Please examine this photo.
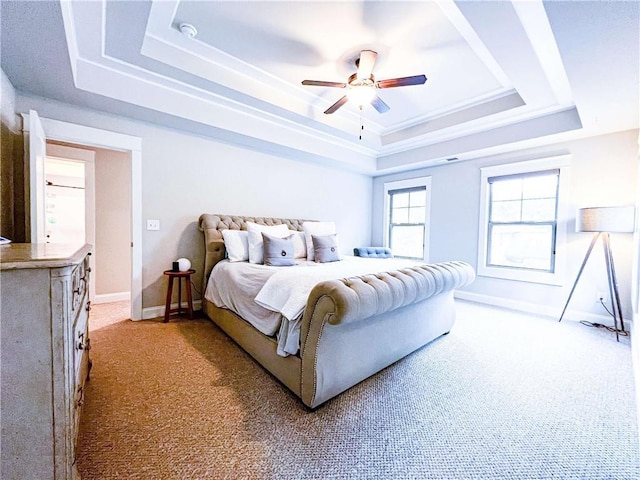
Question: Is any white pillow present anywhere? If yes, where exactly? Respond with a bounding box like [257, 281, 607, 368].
[221, 230, 249, 262]
[247, 222, 290, 264]
[302, 221, 336, 261]
[288, 230, 307, 259]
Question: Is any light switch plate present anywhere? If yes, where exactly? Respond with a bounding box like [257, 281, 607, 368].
[147, 219, 160, 231]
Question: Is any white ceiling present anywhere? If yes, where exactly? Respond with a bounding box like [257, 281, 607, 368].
[1, 1, 638, 175]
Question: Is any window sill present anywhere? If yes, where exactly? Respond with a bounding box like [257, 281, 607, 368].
[477, 265, 563, 286]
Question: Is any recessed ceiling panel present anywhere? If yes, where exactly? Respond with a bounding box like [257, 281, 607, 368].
[173, 1, 507, 125]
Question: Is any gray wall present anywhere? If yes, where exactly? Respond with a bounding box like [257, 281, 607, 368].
[373, 130, 639, 320]
[14, 92, 373, 310]
[8, 74, 638, 320]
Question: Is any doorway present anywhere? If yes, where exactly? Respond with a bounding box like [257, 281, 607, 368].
[46, 141, 131, 307]
[24, 111, 143, 320]
[45, 157, 87, 245]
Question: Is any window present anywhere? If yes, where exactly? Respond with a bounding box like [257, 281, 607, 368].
[478, 156, 570, 285]
[487, 170, 559, 271]
[383, 177, 431, 260]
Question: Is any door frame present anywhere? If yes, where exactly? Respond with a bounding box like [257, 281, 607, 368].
[24, 113, 143, 321]
[24, 111, 47, 243]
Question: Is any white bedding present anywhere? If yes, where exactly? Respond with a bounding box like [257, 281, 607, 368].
[205, 256, 423, 357]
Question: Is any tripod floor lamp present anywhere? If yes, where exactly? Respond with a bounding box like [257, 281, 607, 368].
[559, 206, 636, 341]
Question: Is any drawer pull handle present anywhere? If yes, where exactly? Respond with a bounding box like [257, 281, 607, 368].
[78, 341, 90, 351]
[73, 288, 81, 295]
[77, 332, 90, 351]
[76, 386, 84, 407]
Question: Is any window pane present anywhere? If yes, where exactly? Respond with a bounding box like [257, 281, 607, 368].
[491, 200, 521, 222]
[521, 199, 556, 222]
[391, 225, 424, 259]
[488, 224, 553, 271]
[393, 192, 409, 207]
[408, 206, 425, 223]
[392, 207, 409, 224]
[409, 190, 426, 207]
[491, 179, 522, 201]
[522, 175, 557, 199]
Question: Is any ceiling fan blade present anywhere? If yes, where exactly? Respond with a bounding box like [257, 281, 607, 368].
[324, 96, 348, 114]
[302, 80, 346, 88]
[376, 74, 427, 88]
[371, 95, 390, 114]
[357, 50, 377, 80]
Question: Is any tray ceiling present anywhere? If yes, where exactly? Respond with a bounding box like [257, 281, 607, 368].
[1, 1, 638, 174]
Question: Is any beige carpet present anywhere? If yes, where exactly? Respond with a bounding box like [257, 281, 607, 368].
[90, 300, 131, 331]
[77, 301, 639, 479]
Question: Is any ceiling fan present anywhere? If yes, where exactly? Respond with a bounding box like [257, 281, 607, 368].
[301, 50, 427, 114]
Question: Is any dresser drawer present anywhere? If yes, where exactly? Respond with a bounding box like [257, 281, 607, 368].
[71, 257, 90, 314]
[73, 298, 90, 386]
[72, 292, 90, 451]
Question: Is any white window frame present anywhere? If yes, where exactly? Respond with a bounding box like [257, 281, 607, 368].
[478, 155, 571, 286]
[383, 176, 432, 262]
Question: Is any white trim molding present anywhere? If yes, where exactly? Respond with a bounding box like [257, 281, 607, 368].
[142, 300, 203, 321]
[23, 113, 144, 321]
[455, 290, 631, 330]
[477, 154, 571, 286]
[382, 176, 432, 262]
[94, 292, 131, 305]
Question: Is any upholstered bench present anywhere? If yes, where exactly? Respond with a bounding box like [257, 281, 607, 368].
[353, 247, 393, 258]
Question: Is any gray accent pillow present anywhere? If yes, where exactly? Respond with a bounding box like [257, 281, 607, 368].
[262, 232, 295, 266]
[312, 234, 341, 263]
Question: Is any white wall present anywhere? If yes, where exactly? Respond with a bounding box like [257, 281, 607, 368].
[15, 94, 373, 309]
[373, 130, 639, 321]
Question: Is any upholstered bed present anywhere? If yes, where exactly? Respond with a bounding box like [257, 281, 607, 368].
[198, 214, 475, 409]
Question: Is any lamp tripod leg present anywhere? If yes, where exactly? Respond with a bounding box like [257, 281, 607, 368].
[602, 233, 624, 341]
[559, 232, 601, 323]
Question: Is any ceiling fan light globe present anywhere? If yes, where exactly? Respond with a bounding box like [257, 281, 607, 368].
[347, 85, 376, 107]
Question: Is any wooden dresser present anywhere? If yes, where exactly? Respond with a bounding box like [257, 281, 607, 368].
[1, 243, 92, 480]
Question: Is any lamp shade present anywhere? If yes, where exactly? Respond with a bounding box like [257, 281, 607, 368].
[576, 206, 636, 233]
[176, 258, 191, 272]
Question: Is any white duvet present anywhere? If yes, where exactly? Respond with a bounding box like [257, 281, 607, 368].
[205, 256, 422, 357]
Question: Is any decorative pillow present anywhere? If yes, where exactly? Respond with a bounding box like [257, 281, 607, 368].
[247, 222, 290, 264]
[288, 230, 307, 259]
[312, 234, 341, 263]
[262, 233, 296, 266]
[302, 221, 336, 261]
[221, 230, 249, 262]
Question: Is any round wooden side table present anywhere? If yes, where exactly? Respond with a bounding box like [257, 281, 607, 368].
[163, 269, 195, 322]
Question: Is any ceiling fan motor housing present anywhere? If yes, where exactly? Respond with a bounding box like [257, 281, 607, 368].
[348, 73, 376, 88]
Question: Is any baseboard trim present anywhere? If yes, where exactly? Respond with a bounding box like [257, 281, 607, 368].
[632, 312, 640, 447]
[94, 292, 131, 304]
[141, 300, 203, 320]
[454, 290, 632, 330]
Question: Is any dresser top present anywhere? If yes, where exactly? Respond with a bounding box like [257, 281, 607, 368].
[0, 243, 92, 270]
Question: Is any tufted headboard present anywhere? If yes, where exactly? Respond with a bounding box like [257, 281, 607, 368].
[198, 214, 310, 292]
